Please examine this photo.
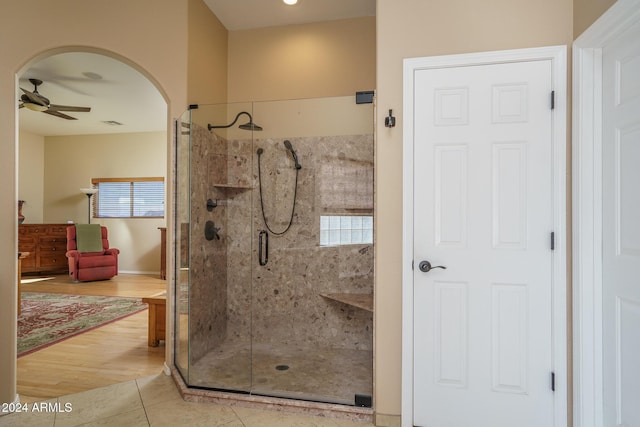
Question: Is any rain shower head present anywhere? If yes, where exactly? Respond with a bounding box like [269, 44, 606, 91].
[208, 111, 263, 132]
[284, 140, 302, 170]
[239, 121, 263, 131]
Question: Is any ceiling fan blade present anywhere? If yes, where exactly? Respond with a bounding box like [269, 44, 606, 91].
[43, 110, 77, 120]
[20, 88, 48, 106]
[49, 104, 91, 113]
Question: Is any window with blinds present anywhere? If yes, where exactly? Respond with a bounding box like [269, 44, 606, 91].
[92, 178, 164, 218]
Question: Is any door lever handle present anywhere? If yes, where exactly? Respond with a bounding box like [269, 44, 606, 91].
[418, 260, 446, 273]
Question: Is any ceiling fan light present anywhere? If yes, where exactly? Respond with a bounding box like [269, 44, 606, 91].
[24, 102, 47, 112]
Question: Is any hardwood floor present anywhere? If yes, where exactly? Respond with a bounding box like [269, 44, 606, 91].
[18, 273, 167, 403]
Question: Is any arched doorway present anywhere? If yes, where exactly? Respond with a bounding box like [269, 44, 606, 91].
[16, 47, 170, 401]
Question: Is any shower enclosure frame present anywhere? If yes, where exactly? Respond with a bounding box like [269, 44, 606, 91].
[173, 96, 375, 409]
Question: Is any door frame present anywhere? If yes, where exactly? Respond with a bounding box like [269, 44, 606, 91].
[573, 1, 640, 426]
[401, 46, 567, 427]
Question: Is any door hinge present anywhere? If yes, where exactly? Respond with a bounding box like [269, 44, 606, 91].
[411, 260, 414, 270]
[550, 232, 555, 251]
[551, 91, 555, 110]
[551, 372, 556, 392]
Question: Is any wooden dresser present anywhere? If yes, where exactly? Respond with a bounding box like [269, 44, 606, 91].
[18, 224, 70, 274]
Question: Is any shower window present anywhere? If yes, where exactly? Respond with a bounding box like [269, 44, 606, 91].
[320, 215, 373, 246]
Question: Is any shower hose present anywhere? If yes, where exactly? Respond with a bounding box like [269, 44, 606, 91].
[257, 149, 299, 236]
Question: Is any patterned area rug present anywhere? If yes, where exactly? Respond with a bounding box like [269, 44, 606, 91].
[18, 292, 147, 357]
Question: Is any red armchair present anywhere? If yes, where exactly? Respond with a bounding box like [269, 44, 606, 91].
[66, 226, 120, 281]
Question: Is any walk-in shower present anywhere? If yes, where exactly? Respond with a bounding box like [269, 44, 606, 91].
[174, 96, 374, 407]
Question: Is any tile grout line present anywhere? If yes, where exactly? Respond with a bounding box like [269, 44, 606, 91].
[135, 379, 152, 426]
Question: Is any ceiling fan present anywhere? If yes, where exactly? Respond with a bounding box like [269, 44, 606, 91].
[19, 78, 91, 120]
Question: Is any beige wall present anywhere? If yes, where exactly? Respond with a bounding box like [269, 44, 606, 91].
[43, 132, 167, 273]
[188, 0, 228, 105]
[1, 0, 620, 420]
[0, 0, 190, 407]
[574, 0, 617, 38]
[18, 131, 45, 224]
[375, 0, 573, 420]
[227, 17, 376, 102]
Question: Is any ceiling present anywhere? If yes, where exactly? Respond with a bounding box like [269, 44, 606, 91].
[18, 0, 375, 137]
[19, 52, 166, 137]
[204, 0, 375, 31]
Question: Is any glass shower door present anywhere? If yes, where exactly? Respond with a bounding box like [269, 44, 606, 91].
[174, 96, 374, 407]
[174, 104, 255, 392]
[249, 96, 374, 405]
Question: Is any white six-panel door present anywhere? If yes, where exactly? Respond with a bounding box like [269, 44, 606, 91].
[403, 48, 566, 427]
[602, 19, 640, 427]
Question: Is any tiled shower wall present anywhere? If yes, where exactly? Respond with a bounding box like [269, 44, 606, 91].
[189, 122, 374, 361]
[188, 124, 229, 361]
[249, 135, 373, 351]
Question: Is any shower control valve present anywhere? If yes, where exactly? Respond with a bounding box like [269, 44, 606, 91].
[205, 220, 221, 241]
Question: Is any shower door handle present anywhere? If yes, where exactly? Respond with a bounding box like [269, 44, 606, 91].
[259, 230, 268, 266]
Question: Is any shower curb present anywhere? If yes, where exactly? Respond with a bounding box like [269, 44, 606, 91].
[169, 365, 374, 423]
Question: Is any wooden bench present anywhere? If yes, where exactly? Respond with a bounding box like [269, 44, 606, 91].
[142, 292, 166, 347]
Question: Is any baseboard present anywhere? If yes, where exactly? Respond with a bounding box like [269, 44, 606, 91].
[375, 413, 401, 427]
[0, 394, 21, 417]
[118, 270, 160, 275]
[163, 362, 171, 376]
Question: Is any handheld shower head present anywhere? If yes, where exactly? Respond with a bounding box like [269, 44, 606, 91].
[283, 140, 302, 170]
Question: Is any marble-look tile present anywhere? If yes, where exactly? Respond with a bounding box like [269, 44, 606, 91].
[233, 406, 342, 427]
[144, 398, 240, 427]
[0, 399, 57, 427]
[136, 374, 181, 408]
[74, 407, 149, 426]
[333, 418, 376, 427]
[55, 380, 143, 427]
[189, 343, 371, 404]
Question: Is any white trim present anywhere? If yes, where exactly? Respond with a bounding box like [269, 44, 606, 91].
[402, 45, 568, 427]
[118, 270, 161, 275]
[572, 1, 640, 426]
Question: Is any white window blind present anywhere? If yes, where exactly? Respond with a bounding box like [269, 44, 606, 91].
[92, 178, 164, 218]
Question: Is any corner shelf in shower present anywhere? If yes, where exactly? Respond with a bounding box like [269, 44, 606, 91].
[320, 293, 373, 312]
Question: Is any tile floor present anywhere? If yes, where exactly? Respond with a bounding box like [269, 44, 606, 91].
[0, 374, 376, 427]
[188, 341, 372, 406]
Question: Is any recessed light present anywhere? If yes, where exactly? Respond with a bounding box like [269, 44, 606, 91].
[283, 0, 298, 5]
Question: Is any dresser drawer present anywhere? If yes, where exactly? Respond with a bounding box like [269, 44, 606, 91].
[19, 224, 70, 274]
[19, 225, 49, 234]
[39, 254, 67, 270]
[49, 225, 69, 235]
[18, 238, 36, 252]
[40, 237, 67, 252]
[20, 256, 36, 271]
